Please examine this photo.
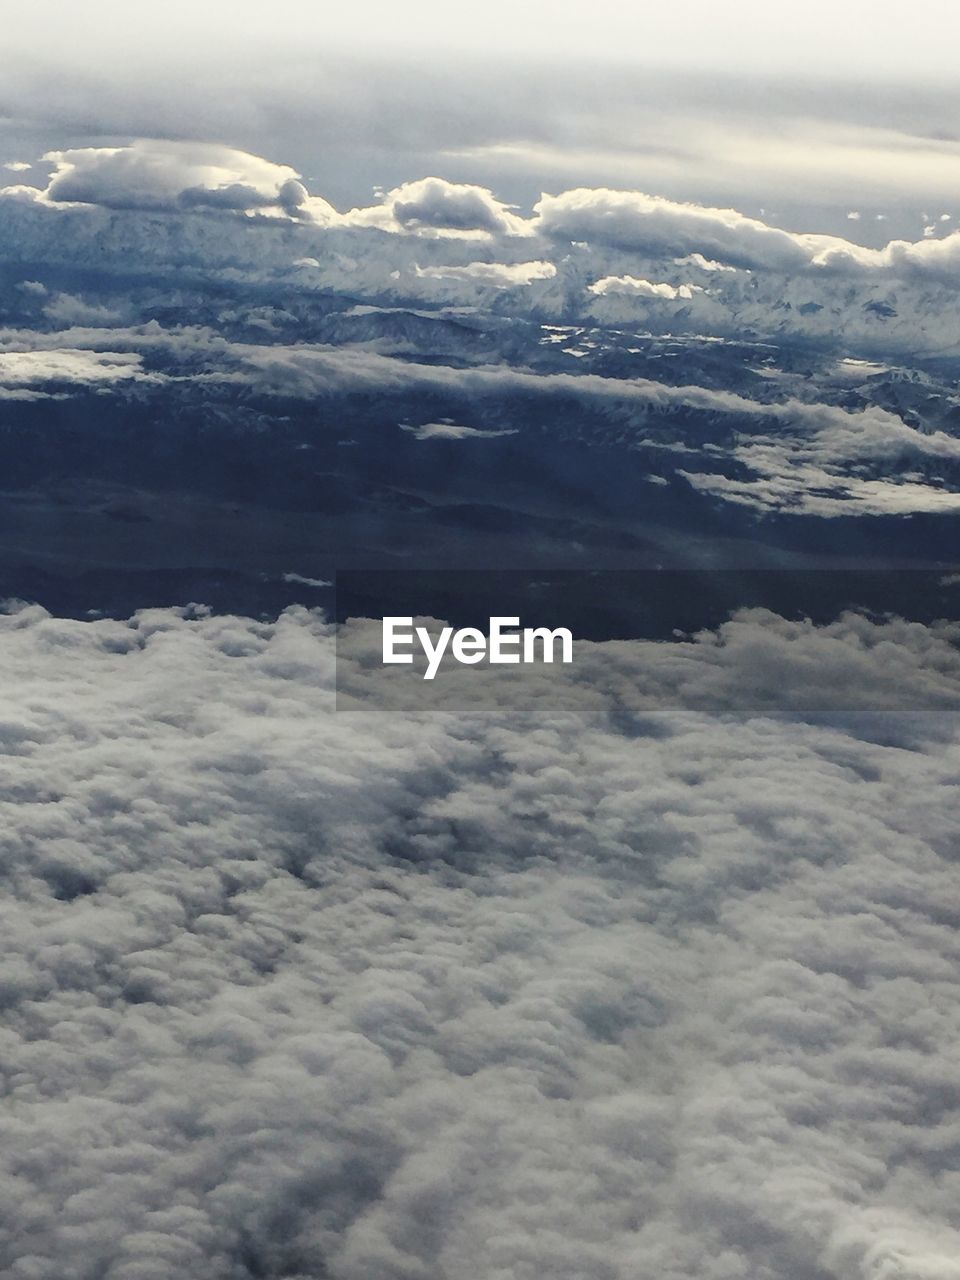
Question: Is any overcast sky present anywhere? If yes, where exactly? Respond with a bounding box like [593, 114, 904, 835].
[3, 2, 959, 239]
[6, 0, 960, 77]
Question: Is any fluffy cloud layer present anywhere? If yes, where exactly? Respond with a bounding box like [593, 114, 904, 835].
[5, 140, 960, 285]
[5, 146, 960, 367]
[415, 260, 556, 287]
[348, 178, 530, 237]
[2, 601, 960, 1279]
[35, 141, 319, 218]
[0, 347, 152, 398]
[537, 188, 960, 280]
[3, 317, 956, 516]
[15, 320, 934, 459]
[3, 321, 771, 411]
[536, 188, 825, 270]
[679, 398, 960, 517]
[588, 275, 700, 300]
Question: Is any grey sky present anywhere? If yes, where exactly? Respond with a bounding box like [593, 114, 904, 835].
[6, 0, 960, 78]
[3, 4, 959, 241]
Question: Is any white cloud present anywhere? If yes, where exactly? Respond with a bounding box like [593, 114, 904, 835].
[400, 420, 519, 440]
[677, 397, 960, 517]
[673, 253, 737, 273]
[41, 293, 123, 326]
[812, 229, 960, 278]
[535, 187, 826, 270]
[281, 572, 333, 589]
[5, 151, 960, 316]
[1, 601, 960, 1277]
[0, 348, 151, 390]
[415, 260, 556, 286]
[588, 275, 700, 300]
[4, 160, 32, 172]
[8, 317, 955, 493]
[684, 465, 960, 517]
[2, 319, 956, 517]
[215, 340, 778, 414]
[38, 140, 318, 217]
[346, 177, 530, 237]
[0, 183, 45, 204]
[536, 186, 960, 282]
[440, 105, 960, 220]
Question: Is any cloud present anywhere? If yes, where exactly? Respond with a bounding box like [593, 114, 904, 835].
[0, 322, 767, 413]
[683, 465, 960, 517]
[346, 177, 530, 236]
[535, 186, 960, 282]
[0, 347, 152, 391]
[535, 187, 825, 270]
[811, 228, 960, 279]
[178, 339, 948, 479]
[679, 401, 960, 517]
[6, 36, 960, 242]
[7, 317, 957, 513]
[38, 140, 317, 217]
[281, 572, 333, 589]
[213, 339, 781, 415]
[1, 155, 959, 519]
[673, 253, 737, 273]
[2, 317, 956, 517]
[340, 606, 960, 723]
[1, 601, 960, 1278]
[41, 293, 124, 326]
[415, 260, 556, 286]
[588, 275, 701, 300]
[400, 420, 519, 440]
[5, 146, 960, 324]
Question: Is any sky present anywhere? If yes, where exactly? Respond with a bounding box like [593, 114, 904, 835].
[3, 2, 960, 238]
[6, 0, 960, 76]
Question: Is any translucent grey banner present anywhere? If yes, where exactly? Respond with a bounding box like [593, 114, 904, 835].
[334, 570, 960, 715]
